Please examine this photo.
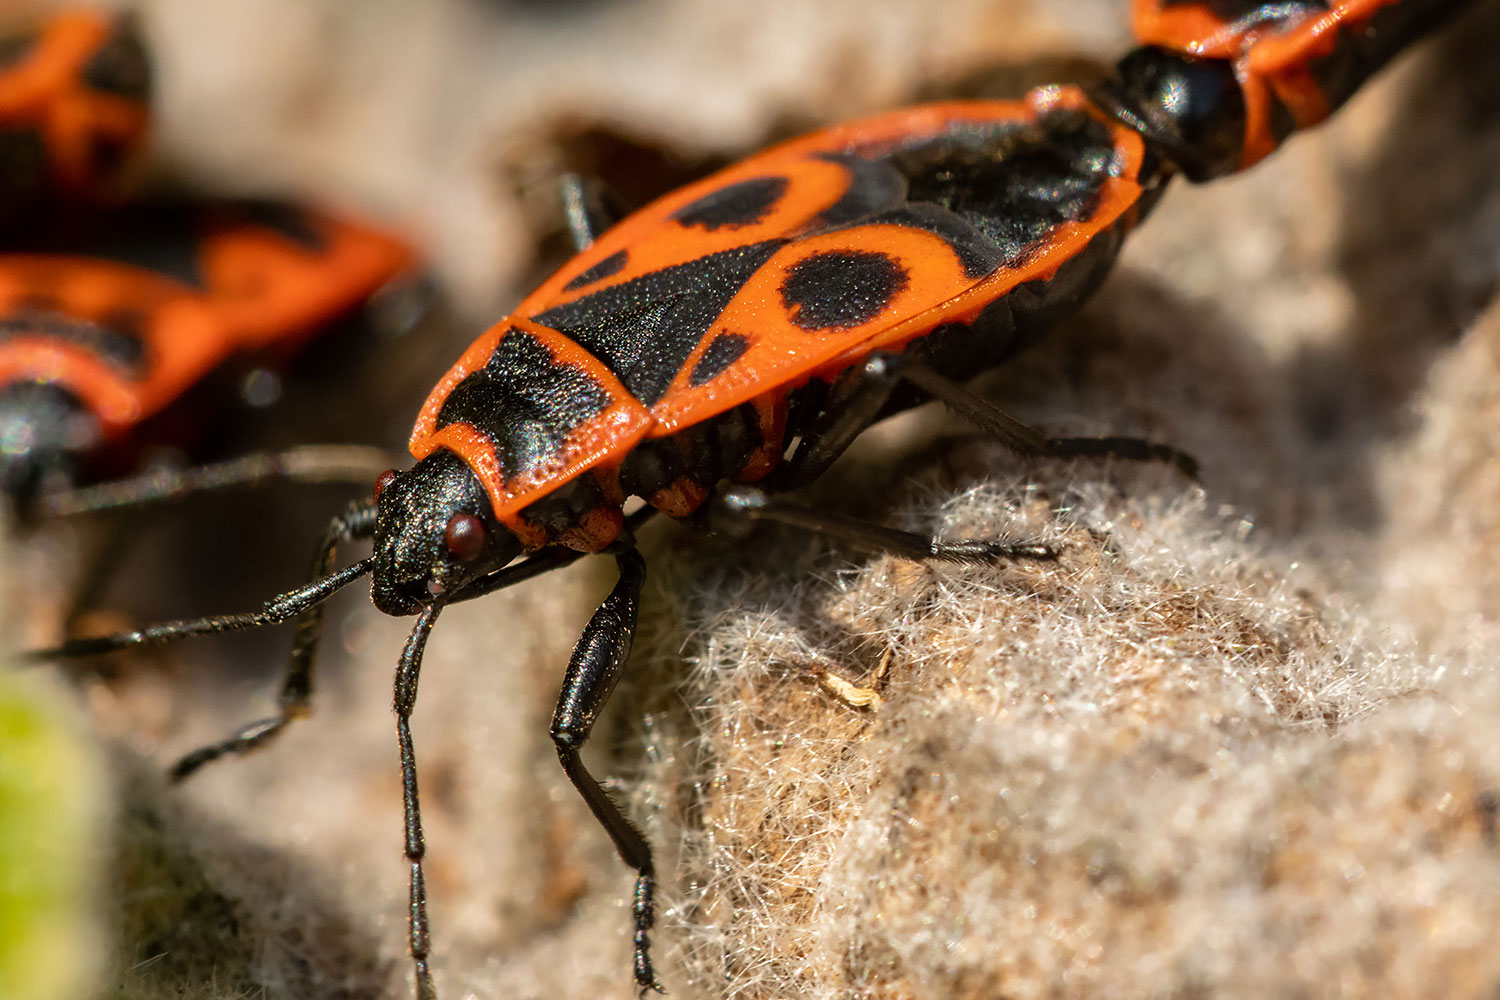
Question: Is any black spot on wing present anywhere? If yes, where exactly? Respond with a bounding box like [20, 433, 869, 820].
[563, 248, 627, 291]
[74, 203, 208, 287]
[532, 239, 784, 406]
[672, 177, 789, 230]
[780, 250, 910, 331]
[0, 304, 148, 377]
[434, 328, 612, 485]
[689, 331, 750, 387]
[810, 153, 909, 230]
[218, 199, 325, 251]
[55, 199, 326, 290]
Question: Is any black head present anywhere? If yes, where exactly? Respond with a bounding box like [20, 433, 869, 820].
[0, 383, 98, 513]
[370, 449, 523, 615]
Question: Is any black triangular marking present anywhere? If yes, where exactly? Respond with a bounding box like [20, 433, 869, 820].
[532, 239, 785, 406]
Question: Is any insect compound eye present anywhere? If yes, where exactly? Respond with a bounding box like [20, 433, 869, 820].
[443, 512, 486, 563]
[373, 468, 398, 502]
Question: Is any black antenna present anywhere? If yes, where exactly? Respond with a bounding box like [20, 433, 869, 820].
[25, 555, 376, 660]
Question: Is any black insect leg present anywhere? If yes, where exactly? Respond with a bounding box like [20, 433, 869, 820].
[893, 357, 1200, 478]
[559, 172, 625, 251]
[30, 500, 381, 780]
[32, 445, 390, 640]
[775, 354, 1198, 487]
[449, 508, 658, 604]
[169, 499, 380, 779]
[394, 601, 443, 1000]
[768, 356, 903, 491]
[27, 501, 377, 662]
[713, 487, 1056, 564]
[35, 444, 396, 518]
[550, 548, 661, 995]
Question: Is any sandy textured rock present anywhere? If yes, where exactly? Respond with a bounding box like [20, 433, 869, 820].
[8, 0, 1500, 998]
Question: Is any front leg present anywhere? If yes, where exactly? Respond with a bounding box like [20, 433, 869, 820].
[550, 548, 660, 994]
[171, 499, 380, 779]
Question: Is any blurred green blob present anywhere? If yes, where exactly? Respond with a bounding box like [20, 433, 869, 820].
[0, 666, 104, 1000]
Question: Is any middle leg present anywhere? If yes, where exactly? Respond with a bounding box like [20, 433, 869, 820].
[774, 353, 1198, 492]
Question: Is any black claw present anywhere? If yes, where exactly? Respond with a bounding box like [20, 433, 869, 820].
[632, 870, 663, 994]
[928, 539, 1058, 564]
[168, 716, 283, 782]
